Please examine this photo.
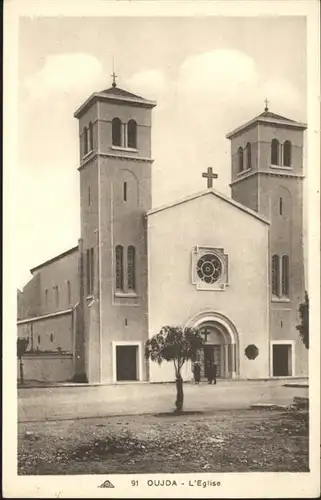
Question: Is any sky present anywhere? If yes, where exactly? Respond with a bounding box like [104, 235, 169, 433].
[17, 15, 307, 289]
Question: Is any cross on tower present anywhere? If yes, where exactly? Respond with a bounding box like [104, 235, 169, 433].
[202, 167, 218, 189]
[264, 98, 269, 112]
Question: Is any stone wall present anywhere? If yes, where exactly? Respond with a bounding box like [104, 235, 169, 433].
[17, 353, 74, 382]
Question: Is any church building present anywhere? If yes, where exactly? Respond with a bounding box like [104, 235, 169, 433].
[17, 80, 308, 384]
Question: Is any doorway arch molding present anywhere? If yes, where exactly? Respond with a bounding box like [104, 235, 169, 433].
[185, 310, 240, 377]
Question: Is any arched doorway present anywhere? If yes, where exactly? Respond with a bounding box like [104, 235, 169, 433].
[186, 311, 239, 379]
[198, 323, 233, 379]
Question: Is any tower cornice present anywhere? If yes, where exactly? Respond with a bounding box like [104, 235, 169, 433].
[78, 152, 154, 171]
[230, 169, 305, 187]
[101, 152, 154, 163]
[74, 91, 157, 119]
[226, 113, 307, 140]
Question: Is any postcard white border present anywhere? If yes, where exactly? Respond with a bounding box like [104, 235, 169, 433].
[3, 0, 320, 498]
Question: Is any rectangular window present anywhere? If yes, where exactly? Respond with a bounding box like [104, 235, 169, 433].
[88, 186, 91, 207]
[50, 333, 54, 343]
[123, 182, 127, 202]
[279, 197, 283, 215]
[45, 289, 48, 306]
[38, 335, 41, 345]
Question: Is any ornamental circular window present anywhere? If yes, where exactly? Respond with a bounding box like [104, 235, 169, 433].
[196, 253, 222, 284]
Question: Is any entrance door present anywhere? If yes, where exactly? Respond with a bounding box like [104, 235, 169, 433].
[273, 344, 292, 376]
[116, 345, 138, 381]
[203, 345, 221, 378]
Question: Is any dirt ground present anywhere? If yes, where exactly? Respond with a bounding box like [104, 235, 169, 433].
[18, 408, 309, 475]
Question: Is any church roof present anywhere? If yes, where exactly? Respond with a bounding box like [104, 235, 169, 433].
[74, 85, 156, 118]
[30, 245, 79, 274]
[147, 188, 270, 225]
[256, 110, 297, 122]
[226, 109, 307, 139]
[100, 86, 150, 102]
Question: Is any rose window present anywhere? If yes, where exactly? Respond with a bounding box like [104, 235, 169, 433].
[196, 254, 222, 284]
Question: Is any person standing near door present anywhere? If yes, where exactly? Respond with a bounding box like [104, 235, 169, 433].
[212, 362, 217, 385]
[207, 361, 214, 384]
[207, 361, 217, 385]
[193, 361, 201, 385]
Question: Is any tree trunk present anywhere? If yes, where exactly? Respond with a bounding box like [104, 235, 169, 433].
[19, 358, 24, 384]
[175, 373, 184, 412]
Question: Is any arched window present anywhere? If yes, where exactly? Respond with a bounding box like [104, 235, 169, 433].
[112, 118, 122, 146]
[245, 142, 251, 170]
[127, 246, 136, 291]
[127, 119, 137, 149]
[88, 122, 94, 151]
[281, 255, 289, 296]
[238, 147, 244, 172]
[84, 127, 88, 156]
[271, 139, 279, 165]
[283, 141, 291, 167]
[279, 197, 283, 215]
[272, 255, 280, 296]
[115, 245, 124, 290]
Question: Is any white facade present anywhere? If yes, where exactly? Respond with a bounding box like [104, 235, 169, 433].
[147, 189, 270, 382]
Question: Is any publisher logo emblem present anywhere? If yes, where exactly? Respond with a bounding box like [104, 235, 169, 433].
[99, 480, 115, 488]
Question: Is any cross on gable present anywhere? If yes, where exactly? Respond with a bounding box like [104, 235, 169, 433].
[111, 70, 118, 88]
[202, 167, 218, 189]
[264, 98, 269, 112]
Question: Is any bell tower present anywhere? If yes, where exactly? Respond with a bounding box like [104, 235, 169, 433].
[74, 79, 156, 383]
[226, 104, 308, 377]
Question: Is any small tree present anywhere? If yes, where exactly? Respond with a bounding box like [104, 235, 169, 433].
[145, 325, 205, 412]
[17, 337, 29, 384]
[297, 291, 309, 349]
